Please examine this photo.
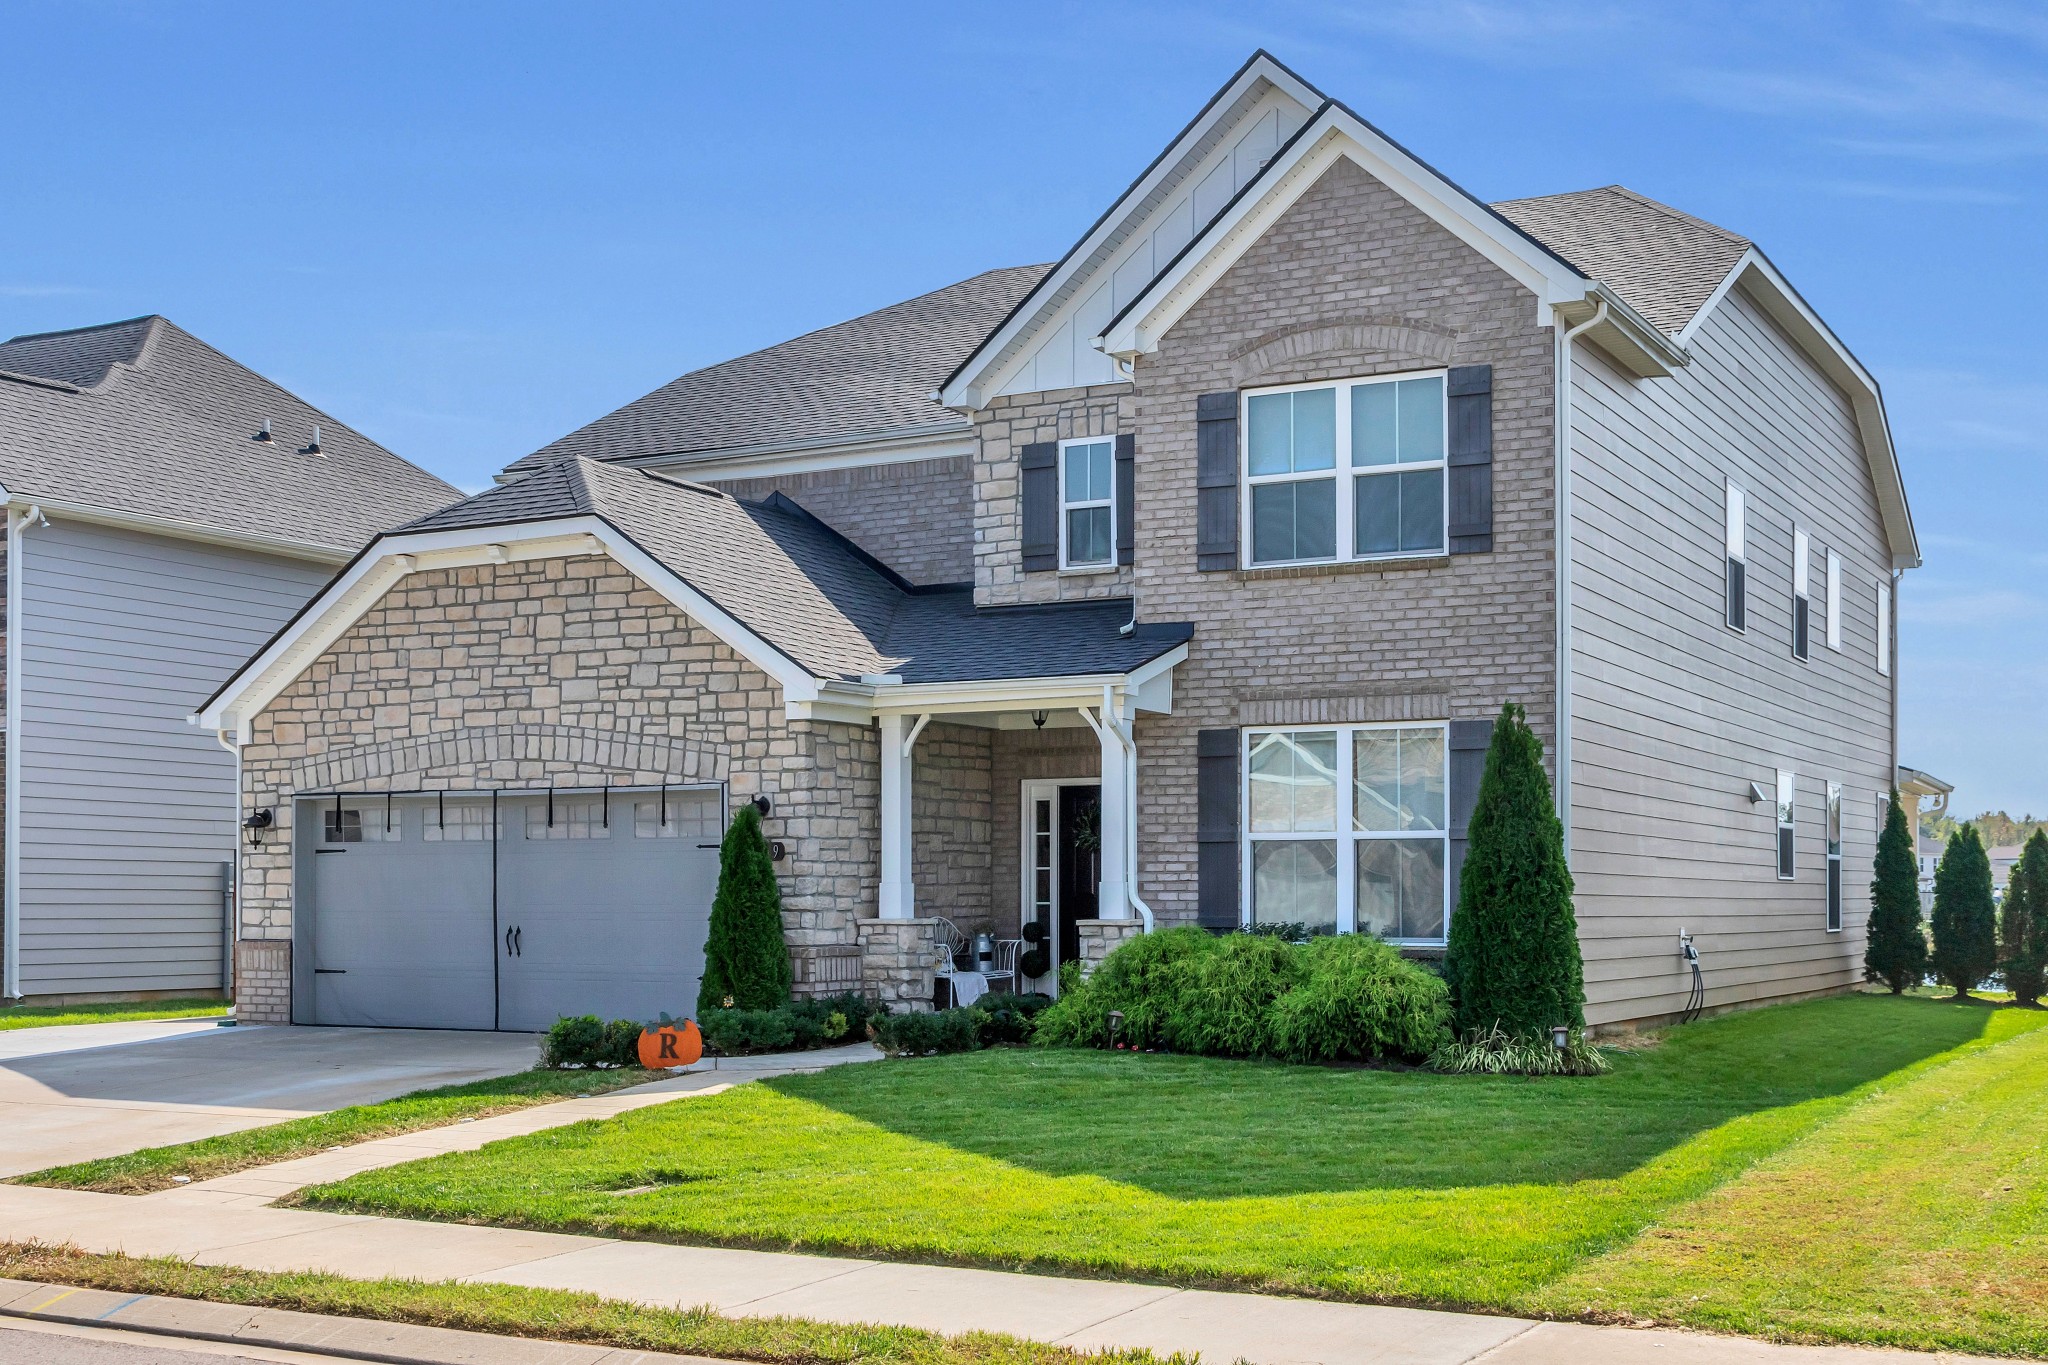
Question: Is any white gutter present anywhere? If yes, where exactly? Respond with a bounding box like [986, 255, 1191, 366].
[4, 502, 47, 999]
[1553, 297, 1608, 867]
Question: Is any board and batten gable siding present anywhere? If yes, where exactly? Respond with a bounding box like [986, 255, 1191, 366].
[13, 519, 331, 997]
[1567, 283, 1896, 1027]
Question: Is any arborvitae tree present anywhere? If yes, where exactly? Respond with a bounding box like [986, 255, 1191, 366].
[697, 803, 793, 1014]
[1864, 790, 1928, 994]
[1443, 703, 1585, 1037]
[2001, 829, 2048, 1007]
[1930, 823, 1997, 999]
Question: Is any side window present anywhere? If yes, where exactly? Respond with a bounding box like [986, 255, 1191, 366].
[1825, 550, 1842, 651]
[1776, 770, 1796, 880]
[1725, 481, 1747, 631]
[1059, 437, 1115, 569]
[1826, 782, 1844, 931]
[1791, 527, 1811, 661]
[1876, 579, 1892, 675]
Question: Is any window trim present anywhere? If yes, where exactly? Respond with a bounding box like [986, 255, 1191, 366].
[1240, 721, 1451, 945]
[1791, 526, 1811, 661]
[1240, 370, 1449, 569]
[1826, 781, 1843, 932]
[1724, 479, 1748, 633]
[1056, 435, 1117, 571]
[1776, 769, 1796, 881]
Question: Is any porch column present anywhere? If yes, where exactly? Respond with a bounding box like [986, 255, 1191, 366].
[1096, 691, 1132, 919]
[877, 713, 929, 920]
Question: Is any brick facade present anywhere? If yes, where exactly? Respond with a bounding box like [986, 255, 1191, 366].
[972, 385, 1137, 606]
[709, 456, 974, 587]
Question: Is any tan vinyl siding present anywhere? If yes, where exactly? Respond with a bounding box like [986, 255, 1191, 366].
[1568, 284, 1894, 1027]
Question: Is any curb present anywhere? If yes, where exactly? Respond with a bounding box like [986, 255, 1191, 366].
[0, 1276, 715, 1365]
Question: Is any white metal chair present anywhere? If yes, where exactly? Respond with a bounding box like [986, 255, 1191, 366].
[985, 938, 1023, 994]
[929, 915, 975, 1006]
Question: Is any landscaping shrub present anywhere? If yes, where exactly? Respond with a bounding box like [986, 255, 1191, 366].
[698, 804, 792, 1014]
[1426, 1023, 1610, 1076]
[540, 1014, 639, 1069]
[1269, 934, 1453, 1063]
[1035, 927, 1450, 1064]
[976, 992, 1052, 1046]
[870, 1006, 982, 1057]
[699, 1007, 797, 1056]
[1865, 789, 1928, 993]
[1931, 823, 1997, 998]
[1443, 703, 1585, 1040]
[700, 993, 889, 1056]
[2001, 830, 2048, 1007]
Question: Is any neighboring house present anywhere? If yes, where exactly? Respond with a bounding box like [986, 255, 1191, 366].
[1899, 766, 1953, 910]
[0, 316, 460, 1004]
[201, 52, 1918, 1031]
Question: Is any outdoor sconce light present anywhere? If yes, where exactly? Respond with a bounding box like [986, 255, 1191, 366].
[1746, 781, 1768, 805]
[242, 808, 274, 848]
[752, 794, 773, 818]
[1032, 710, 1048, 730]
[1549, 1024, 1570, 1052]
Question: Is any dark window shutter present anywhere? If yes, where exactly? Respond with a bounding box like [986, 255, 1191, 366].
[1446, 718, 1493, 924]
[1196, 728, 1240, 930]
[1115, 433, 1135, 567]
[1446, 365, 1493, 555]
[1020, 441, 1058, 572]
[1196, 392, 1239, 571]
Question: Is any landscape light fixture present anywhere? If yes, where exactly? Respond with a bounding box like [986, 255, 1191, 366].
[1549, 1024, 1570, 1052]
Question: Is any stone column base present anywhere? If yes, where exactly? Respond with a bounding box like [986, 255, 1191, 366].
[234, 939, 292, 1024]
[1074, 919, 1145, 970]
[857, 919, 939, 1013]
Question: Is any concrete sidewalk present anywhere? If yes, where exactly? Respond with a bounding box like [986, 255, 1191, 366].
[0, 1183, 1950, 1364]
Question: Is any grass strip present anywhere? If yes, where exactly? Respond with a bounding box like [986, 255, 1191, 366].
[0, 1242, 1181, 1365]
[14, 1066, 659, 1195]
[0, 998, 227, 1030]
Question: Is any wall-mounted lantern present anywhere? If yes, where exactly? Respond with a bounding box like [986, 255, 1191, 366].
[242, 808, 274, 848]
[752, 794, 773, 818]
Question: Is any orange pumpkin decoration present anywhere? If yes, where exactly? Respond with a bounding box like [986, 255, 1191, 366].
[637, 1015, 703, 1069]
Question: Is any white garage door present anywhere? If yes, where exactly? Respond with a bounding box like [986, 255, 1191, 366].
[298, 789, 723, 1031]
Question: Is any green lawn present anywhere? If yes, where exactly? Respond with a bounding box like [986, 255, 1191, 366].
[17, 1066, 659, 1194]
[300, 993, 2048, 1354]
[0, 998, 227, 1030]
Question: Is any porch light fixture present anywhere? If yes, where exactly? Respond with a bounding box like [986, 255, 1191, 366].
[1032, 710, 1048, 730]
[752, 795, 773, 818]
[242, 807, 274, 848]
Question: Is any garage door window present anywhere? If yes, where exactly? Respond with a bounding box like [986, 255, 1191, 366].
[634, 792, 719, 839]
[324, 805, 400, 843]
[423, 802, 497, 842]
[525, 798, 611, 840]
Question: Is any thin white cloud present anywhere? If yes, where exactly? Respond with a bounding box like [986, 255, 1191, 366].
[0, 284, 95, 298]
[1813, 179, 2023, 205]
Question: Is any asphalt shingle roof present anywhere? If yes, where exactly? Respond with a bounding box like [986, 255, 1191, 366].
[402, 456, 1189, 684]
[0, 316, 462, 554]
[1492, 186, 1752, 336]
[503, 265, 1053, 478]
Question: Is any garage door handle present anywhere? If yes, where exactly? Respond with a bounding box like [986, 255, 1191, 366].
[313, 968, 346, 975]
[504, 926, 522, 957]
[513, 926, 522, 957]
[504, 927, 514, 957]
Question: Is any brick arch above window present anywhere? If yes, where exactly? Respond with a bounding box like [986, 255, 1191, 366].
[282, 723, 729, 794]
[1227, 319, 1460, 388]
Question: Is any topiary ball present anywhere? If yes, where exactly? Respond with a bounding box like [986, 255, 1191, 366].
[1019, 946, 1052, 979]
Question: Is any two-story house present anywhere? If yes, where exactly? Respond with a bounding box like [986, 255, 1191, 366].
[199, 52, 1917, 1032]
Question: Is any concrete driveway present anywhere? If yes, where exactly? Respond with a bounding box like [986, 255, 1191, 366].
[0, 1023, 538, 1178]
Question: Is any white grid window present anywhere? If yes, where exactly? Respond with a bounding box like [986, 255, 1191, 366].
[1244, 724, 1448, 943]
[1243, 371, 1446, 566]
[423, 801, 495, 842]
[633, 790, 720, 839]
[1059, 437, 1115, 569]
[525, 798, 611, 840]
[323, 804, 400, 843]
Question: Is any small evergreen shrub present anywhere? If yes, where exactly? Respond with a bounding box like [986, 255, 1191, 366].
[1864, 789, 1928, 993]
[1032, 925, 1214, 1049]
[1426, 1023, 1610, 1076]
[700, 992, 889, 1056]
[699, 1007, 796, 1055]
[1931, 823, 1998, 998]
[698, 804, 793, 1014]
[1269, 934, 1454, 1063]
[2001, 830, 2048, 1006]
[539, 1014, 639, 1069]
[976, 992, 1053, 1045]
[1442, 704, 1585, 1040]
[870, 1006, 983, 1057]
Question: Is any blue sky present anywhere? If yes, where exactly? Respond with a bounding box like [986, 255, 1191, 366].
[2, 1, 2043, 815]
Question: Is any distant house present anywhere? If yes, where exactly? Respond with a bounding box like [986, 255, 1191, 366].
[0, 317, 459, 1004]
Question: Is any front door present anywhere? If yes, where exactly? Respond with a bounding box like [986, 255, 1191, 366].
[1056, 785, 1103, 970]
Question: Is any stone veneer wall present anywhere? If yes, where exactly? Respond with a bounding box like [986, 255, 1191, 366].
[707, 456, 975, 586]
[233, 554, 880, 1022]
[972, 384, 1137, 607]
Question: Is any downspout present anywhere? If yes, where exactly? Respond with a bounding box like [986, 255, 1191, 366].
[1101, 685, 1155, 932]
[4, 504, 46, 1000]
[1553, 298, 1607, 867]
[1889, 568, 1902, 784]
[215, 725, 241, 1005]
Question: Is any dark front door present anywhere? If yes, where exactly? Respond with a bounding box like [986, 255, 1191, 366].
[1057, 785, 1103, 967]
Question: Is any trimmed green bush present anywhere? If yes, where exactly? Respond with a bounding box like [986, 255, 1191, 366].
[697, 804, 792, 1014]
[1865, 789, 1928, 994]
[1270, 934, 1453, 1063]
[1931, 823, 1997, 998]
[700, 1007, 796, 1056]
[870, 1007, 982, 1057]
[700, 993, 888, 1056]
[2001, 830, 2048, 1006]
[1034, 927, 1450, 1064]
[1443, 703, 1584, 1040]
[539, 1014, 639, 1069]
[976, 992, 1053, 1046]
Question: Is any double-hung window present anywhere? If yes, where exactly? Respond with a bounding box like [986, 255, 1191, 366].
[1826, 782, 1843, 931]
[1059, 437, 1115, 569]
[1776, 770, 1796, 880]
[1244, 371, 1446, 566]
[1725, 481, 1747, 630]
[1792, 527, 1811, 660]
[1244, 723, 1448, 943]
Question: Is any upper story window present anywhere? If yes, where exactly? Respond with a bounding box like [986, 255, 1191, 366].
[1724, 481, 1748, 631]
[1792, 527, 1812, 661]
[1825, 550, 1842, 650]
[1776, 769, 1796, 880]
[1876, 579, 1892, 676]
[1059, 437, 1115, 569]
[1244, 723, 1448, 944]
[1243, 371, 1446, 566]
[1826, 781, 1844, 931]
